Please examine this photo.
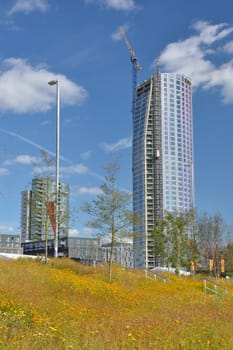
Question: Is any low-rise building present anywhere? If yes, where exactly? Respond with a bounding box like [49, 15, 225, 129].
[68, 237, 101, 262]
[0, 234, 23, 254]
[100, 242, 134, 269]
[21, 236, 134, 268]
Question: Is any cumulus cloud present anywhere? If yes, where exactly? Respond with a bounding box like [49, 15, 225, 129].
[157, 20, 233, 103]
[100, 136, 132, 152]
[204, 61, 233, 103]
[0, 58, 87, 114]
[79, 186, 103, 195]
[4, 154, 41, 166]
[0, 168, 9, 175]
[8, 0, 49, 15]
[85, 0, 135, 11]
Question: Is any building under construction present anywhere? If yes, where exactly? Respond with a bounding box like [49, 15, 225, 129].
[133, 70, 194, 269]
[21, 177, 69, 242]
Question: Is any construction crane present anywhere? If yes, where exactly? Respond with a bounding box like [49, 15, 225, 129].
[119, 26, 142, 102]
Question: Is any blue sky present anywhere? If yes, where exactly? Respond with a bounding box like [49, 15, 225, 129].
[1, 0, 233, 237]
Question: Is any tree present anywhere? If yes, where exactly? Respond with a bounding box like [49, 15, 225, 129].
[82, 158, 134, 281]
[153, 217, 167, 267]
[225, 242, 233, 273]
[196, 212, 225, 276]
[153, 210, 195, 273]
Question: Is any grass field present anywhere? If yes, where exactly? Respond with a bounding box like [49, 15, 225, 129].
[0, 258, 233, 349]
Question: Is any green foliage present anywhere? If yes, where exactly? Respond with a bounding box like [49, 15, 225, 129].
[153, 210, 195, 272]
[153, 217, 167, 265]
[82, 159, 133, 237]
[225, 243, 233, 272]
[82, 158, 134, 281]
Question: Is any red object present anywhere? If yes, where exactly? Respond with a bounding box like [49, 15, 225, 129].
[45, 201, 56, 237]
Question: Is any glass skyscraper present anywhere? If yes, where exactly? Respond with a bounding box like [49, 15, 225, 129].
[133, 70, 194, 269]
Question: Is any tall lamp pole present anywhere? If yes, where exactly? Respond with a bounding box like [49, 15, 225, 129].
[48, 79, 60, 258]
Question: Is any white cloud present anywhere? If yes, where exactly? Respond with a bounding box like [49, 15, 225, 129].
[192, 21, 233, 44]
[204, 60, 233, 103]
[0, 225, 15, 233]
[102, 0, 135, 11]
[223, 40, 233, 54]
[69, 228, 79, 237]
[0, 58, 87, 114]
[8, 0, 49, 15]
[4, 154, 41, 165]
[83, 227, 93, 235]
[40, 120, 49, 126]
[62, 164, 89, 175]
[0, 168, 9, 175]
[0, 128, 72, 164]
[111, 24, 129, 41]
[79, 186, 103, 195]
[85, 0, 135, 11]
[158, 20, 233, 103]
[0, 18, 19, 30]
[32, 165, 53, 175]
[80, 151, 92, 160]
[100, 136, 132, 152]
[33, 163, 88, 176]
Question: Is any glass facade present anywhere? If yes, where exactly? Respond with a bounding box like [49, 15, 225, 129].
[133, 73, 194, 268]
[162, 74, 193, 212]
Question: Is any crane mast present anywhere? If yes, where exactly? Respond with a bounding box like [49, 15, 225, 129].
[119, 26, 142, 102]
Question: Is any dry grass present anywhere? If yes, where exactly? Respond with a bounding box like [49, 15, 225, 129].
[0, 258, 233, 349]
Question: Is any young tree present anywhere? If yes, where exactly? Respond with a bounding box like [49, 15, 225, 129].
[153, 210, 195, 273]
[82, 159, 134, 281]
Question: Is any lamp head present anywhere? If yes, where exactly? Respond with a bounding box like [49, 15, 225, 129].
[48, 80, 58, 86]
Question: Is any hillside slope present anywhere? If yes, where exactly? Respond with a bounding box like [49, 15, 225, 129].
[0, 258, 233, 349]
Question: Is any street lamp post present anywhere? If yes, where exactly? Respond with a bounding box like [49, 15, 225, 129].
[48, 79, 60, 258]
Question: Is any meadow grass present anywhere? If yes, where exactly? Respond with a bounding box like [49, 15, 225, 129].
[0, 258, 233, 349]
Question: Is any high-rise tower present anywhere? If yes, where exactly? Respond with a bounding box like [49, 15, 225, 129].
[21, 177, 69, 242]
[133, 71, 194, 269]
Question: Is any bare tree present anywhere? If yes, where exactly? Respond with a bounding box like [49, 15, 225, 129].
[196, 212, 225, 276]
